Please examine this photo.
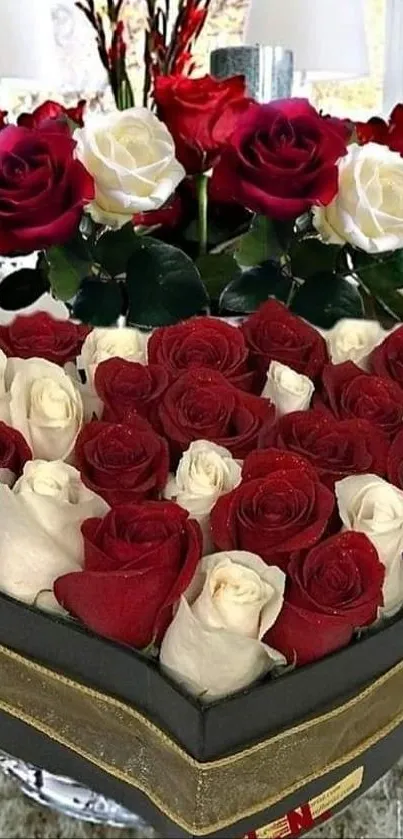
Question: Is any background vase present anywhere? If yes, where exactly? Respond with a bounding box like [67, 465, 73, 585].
[209, 45, 294, 101]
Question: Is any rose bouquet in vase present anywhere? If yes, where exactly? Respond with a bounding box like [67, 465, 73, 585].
[0, 2, 403, 837]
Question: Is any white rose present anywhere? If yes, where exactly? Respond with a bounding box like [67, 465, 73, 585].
[313, 143, 403, 254]
[160, 551, 286, 701]
[14, 459, 109, 562]
[0, 350, 10, 424]
[78, 327, 148, 389]
[74, 108, 186, 228]
[0, 462, 108, 612]
[164, 441, 242, 553]
[336, 475, 403, 618]
[325, 319, 387, 369]
[262, 361, 314, 415]
[8, 358, 83, 461]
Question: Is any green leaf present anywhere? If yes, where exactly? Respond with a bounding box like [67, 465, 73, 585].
[219, 261, 292, 315]
[290, 238, 343, 280]
[351, 250, 403, 319]
[71, 278, 123, 326]
[291, 273, 365, 328]
[126, 238, 209, 328]
[46, 232, 93, 302]
[94, 222, 138, 277]
[196, 253, 241, 300]
[235, 216, 282, 268]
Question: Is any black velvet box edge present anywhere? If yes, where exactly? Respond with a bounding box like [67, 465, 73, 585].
[0, 706, 401, 838]
[1, 591, 403, 761]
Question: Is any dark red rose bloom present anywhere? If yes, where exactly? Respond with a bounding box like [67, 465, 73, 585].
[242, 299, 328, 380]
[154, 74, 252, 174]
[0, 421, 32, 482]
[0, 112, 8, 130]
[74, 419, 169, 506]
[158, 368, 274, 462]
[370, 327, 403, 388]
[259, 410, 389, 488]
[18, 100, 86, 129]
[0, 123, 94, 255]
[212, 98, 347, 220]
[266, 532, 384, 665]
[316, 362, 403, 440]
[211, 452, 334, 570]
[0, 312, 89, 366]
[148, 317, 254, 391]
[94, 359, 170, 427]
[356, 104, 403, 155]
[54, 501, 202, 647]
[387, 429, 403, 489]
[133, 192, 184, 229]
[355, 116, 389, 146]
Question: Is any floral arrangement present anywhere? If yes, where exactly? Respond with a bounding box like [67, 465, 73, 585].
[1, 300, 403, 701]
[0, 3, 401, 329]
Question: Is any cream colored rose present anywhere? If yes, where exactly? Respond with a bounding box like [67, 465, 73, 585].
[325, 319, 387, 369]
[160, 551, 286, 700]
[74, 108, 186, 228]
[14, 459, 109, 563]
[0, 349, 10, 423]
[262, 361, 314, 415]
[313, 143, 403, 254]
[8, 358, 83, 461]
[164, 441, 242, 553]
[0, 462, 108, 612]
[336, 475, 403, 617]
[78, 327, 148, 389]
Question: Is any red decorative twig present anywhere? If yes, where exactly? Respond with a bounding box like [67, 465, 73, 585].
[76, 0, 134, 110]
[143, 0, 212, 105]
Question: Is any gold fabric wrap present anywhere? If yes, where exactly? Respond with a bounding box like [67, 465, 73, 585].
[0, 643, 402, 835]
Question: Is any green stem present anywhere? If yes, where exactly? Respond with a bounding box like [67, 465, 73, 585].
[196, 174, 209, 257]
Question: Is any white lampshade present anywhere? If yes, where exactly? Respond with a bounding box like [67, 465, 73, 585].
[0, 0, 59, 86]
[244, 0, 369, 81]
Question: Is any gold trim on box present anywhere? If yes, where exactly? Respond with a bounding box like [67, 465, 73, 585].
[0, 643, 402, 834]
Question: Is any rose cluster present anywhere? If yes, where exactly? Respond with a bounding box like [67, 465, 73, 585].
[0, 83, 395, 257]
[2, 304, 403, 702]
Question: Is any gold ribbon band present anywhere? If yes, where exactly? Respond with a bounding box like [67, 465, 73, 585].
[0, 643, 402, 835]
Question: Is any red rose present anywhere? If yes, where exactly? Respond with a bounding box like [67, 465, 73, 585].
[94, 359, 170, 427]
[242, 300, 328, 380]
[370, 326, 403, 387]
[211, 451, 334, 570]
[54, 501, 202, 647]
[266, 533, 384, 665]
[148, 317, 254, 391]
[212, 99, 347, 220]
[387, 429, 403, 489]
[158, 368, 274, 461]
[316, 361, 403, 440]
[133, 192, 184, 229]
[0, 123, 93, 255]
[0, 421, 31, 483]
[154, 74, 252, 174]
[356, 105, 403, 155]
[18, 100, 86, 129]
[0, 312, 89, 366]
[0, 112, 7, 130]
[259, 410, 389, 488]
[74, 419, 169, 506]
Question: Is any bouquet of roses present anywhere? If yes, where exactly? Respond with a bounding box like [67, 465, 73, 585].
[1, 298, 403, 702]
[0, 1, 402, 332]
